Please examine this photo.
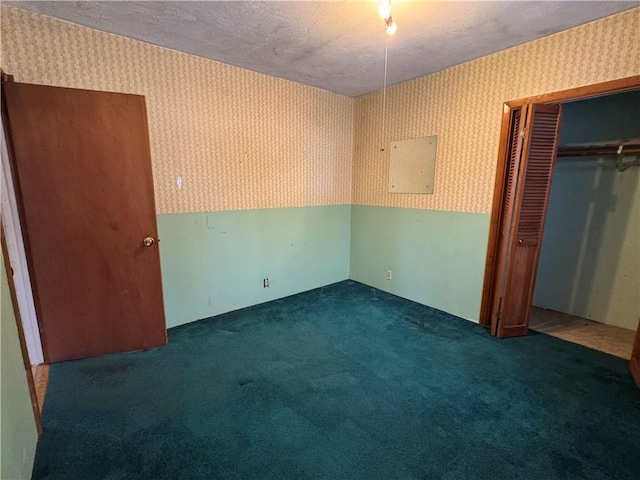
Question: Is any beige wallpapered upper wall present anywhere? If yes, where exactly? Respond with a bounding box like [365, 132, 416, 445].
[2, 7, 639, 216]
[0, 6, 354, 214]
[354, 8, 640, 214]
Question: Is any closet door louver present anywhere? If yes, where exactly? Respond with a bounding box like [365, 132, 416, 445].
[490, 106, 525, 335]
[491, 103, 562, 338]
[502, 108, 524, 234]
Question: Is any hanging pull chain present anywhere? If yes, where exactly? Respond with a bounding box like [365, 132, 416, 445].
[381, 36, 389, 152]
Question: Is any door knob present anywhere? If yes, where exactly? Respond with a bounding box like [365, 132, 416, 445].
[143, 236, 155, 247]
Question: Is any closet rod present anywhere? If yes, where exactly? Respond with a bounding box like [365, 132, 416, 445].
[557, 143, 640, 158]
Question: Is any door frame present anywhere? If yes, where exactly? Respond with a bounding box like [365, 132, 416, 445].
[632, 326, 640, 386]
[480, 75, 640, 328]
[1, 102, 43, 366]
[1, 71, 45, 365]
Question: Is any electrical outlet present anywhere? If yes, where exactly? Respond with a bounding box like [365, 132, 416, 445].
[386, 270, 392, 280]
[263, 278, 269, 288]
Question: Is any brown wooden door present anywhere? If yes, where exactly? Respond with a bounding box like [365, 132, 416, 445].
[2, 81, 167, 362]
[490, 103, 563, 338]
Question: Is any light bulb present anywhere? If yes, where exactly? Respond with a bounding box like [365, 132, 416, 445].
[386, 19, 397, 35]
[378, 0, 391, 20]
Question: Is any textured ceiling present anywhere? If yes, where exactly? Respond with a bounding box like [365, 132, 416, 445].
[6, 1, 639, 97]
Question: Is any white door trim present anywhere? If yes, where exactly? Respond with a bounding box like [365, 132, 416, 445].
[1, 115, 44, 365]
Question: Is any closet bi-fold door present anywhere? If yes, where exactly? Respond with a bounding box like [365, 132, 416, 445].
[491, 103, 562, 338]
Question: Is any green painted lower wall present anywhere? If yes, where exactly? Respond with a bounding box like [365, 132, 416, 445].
[158, 204, 488, 328]
[157, 205, 351, 328]
[349, 205, 490, 321]
[1, 247, 38, 480]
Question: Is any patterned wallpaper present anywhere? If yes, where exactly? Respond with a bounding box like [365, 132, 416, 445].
[353, 8, 640, 213]
[0, 6, 354, 214]
[2, 6, 638, 216]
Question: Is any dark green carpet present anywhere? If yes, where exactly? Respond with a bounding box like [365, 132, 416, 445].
[33, 281, 640, 479]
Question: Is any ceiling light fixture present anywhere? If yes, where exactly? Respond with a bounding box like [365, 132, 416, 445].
[378, 0, 397, 35]
[386, 19, 397, 35]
